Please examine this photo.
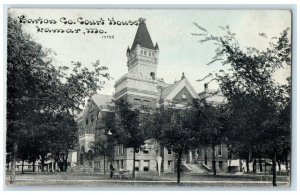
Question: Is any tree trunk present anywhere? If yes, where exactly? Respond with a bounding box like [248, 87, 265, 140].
[64, 153, 68, 172]
[41, 156, 45, 172]
[212, 145, 216, 175]
[32, 161, 35, 172]
[204, 147, 208, 165]
[253, 159, 257, 173]
[285, 155, 288, 171]
[246, 158, 250, 173]
[59, 162, 64, 171]
[239, 159, 243, 172]
[9, 142, 18, 185]
[104, 154, 106, 175]
[246, 150, 250, 173]
[177, 151, 182, 184]
[132, 148, 136, 179]
[278, 160, 281, 172]
[21, 159, 24, 174]
[265, 157, 267, 172]
[272, 152, 277, 187]
[53, 161, 56, 172]
[259, 158, 263, 172]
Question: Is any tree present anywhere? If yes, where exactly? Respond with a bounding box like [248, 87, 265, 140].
[150, 109, 197, 184]
[7, 15, 110, 183]
[193, 24, 291, 186]
[112, 99, 146, 179]
[191, 99, 225, 175]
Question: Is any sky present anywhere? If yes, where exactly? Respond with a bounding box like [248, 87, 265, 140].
[9, 9, 291, 95]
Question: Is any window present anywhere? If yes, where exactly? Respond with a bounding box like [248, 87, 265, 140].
[140, 50, 143, 55]
[143, 160, 150, 172]
[122, 146, 125, 154]
[182, 93, 187, 100]
[121, 160, 124, 169]
[95, 161, 100, 170]
[168, 149, 172, 154]
[217, 145, 222, 156]
[144, 51, 147, 55]
[86, 119, 89, 126]
[218, 161, 223, 170]
[135, 148, 140, 153]
[168, 161, 172, 169]
[143, 150, 149, 154]
[28, 165, 32, 169]
[135, 160, 140, 171]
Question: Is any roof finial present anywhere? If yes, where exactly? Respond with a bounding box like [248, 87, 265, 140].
[181, 72, 185, 80]
[155, 42, 159, 50]
[138, 18, 146, 23]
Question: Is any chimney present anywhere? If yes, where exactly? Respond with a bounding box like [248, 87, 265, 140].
[204, 83, 208, 92]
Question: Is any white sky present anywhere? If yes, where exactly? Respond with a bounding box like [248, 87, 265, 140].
[9, 9, 291, 95]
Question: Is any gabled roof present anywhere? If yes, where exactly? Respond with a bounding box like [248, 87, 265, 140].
[161, 80, 183, 100]
[160, 77, 200, 101]
[131, 20, 155, 50]
[91, 94, 113, 109]
[75, 94, 113, 121]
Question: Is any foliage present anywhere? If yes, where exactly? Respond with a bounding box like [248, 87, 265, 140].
[193, 23, 291, 185]
[149, 108, 197, 184]
[6, 15, 110, 174]
[110, 99, 147, 178]
[113, 99, 145, 148]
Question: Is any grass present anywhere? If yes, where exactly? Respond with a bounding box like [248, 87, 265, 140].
[5, 171, 290, 187]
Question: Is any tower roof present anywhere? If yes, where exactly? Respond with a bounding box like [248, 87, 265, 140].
[131, 18, 155, 50]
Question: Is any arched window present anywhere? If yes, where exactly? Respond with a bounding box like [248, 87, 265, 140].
[182, 93, 187, 100]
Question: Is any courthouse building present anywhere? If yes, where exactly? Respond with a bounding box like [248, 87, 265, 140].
[76, 18, 228, 174]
